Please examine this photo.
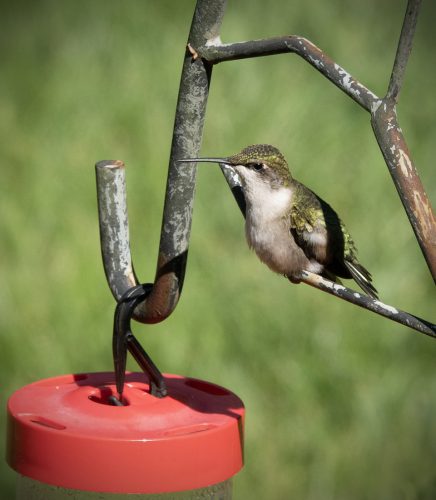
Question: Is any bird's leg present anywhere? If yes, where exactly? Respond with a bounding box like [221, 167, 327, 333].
[287, 274, 302, 284]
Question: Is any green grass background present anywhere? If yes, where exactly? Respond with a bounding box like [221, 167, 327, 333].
[1, 1, 435, 498]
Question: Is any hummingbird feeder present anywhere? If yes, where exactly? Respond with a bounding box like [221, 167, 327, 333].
[6, 0, 436, 496]
[6, 1, 248, 497]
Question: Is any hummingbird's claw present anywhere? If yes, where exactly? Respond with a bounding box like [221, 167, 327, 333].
[287, 275, 302, 284]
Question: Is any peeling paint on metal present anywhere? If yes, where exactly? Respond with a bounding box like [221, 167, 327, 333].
[206, 35, 223, 47]
[334, 64, 361, 98]
[308, 55, 324, 69]
[108, 179, 132, 273]
[374, 301, 398, 315]
[387, 117, 396, 132]
[309, 271, 347, 293]
[412, 190, 435, 240]
[398, 148, 413, 178]
[96, 162, 138, 301]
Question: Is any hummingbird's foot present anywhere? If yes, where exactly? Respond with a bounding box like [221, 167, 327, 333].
[187, 43, 199, 60]
[287, 274, 302, 284]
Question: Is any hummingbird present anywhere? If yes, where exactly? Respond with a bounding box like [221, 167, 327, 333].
[180, 144, 378, 298]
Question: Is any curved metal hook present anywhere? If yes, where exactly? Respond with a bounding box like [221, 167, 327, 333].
[95, 0, 227, 324]
[113, 284, 167, 400]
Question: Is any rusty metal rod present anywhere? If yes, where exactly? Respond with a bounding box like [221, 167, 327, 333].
[373, 0, 436, 278]
[371, 104, 436, 279]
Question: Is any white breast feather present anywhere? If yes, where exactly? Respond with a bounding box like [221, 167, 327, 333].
[243, 181, 324, 276]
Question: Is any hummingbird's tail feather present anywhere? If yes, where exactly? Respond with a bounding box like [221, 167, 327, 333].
[344, 261, 378, 299]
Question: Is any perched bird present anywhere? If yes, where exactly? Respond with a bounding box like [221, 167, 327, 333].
[180, 144, 377, 298]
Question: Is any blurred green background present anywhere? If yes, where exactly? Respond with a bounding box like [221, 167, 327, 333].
[1, 0, 435, 498]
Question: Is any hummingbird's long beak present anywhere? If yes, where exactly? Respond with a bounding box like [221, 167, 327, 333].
[177, 157, 230, 165]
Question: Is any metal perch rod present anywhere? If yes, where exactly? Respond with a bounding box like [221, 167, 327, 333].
[301, 272, 435, 338]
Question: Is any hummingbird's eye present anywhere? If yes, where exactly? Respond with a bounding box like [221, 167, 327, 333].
[248, 162, 264, 171]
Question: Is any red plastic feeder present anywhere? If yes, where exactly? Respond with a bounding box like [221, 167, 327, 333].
[7, 372, 244, 497]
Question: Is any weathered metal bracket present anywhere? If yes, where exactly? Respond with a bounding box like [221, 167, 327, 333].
[96, 0, 434, 338]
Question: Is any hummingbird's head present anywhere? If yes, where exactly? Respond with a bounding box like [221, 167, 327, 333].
[226, 144, 292, 190]
[179, 144, 292, 191]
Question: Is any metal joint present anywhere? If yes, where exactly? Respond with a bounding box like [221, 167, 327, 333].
[113, 284, 167, 400]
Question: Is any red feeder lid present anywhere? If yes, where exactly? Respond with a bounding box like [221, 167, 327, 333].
[7, 372, 244, 494]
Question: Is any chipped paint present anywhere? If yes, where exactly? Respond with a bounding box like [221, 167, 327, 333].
[308, 55, 324, 69]
[303, 270, 347, 293]
[333, 283, 347, 292]
[387, 119, 396, 131]
[413, 190, 435, 239]
[96, 162, 138, 301]
[374, 301, 398, 315]
[371, 99, 383, 114]
[398, 148, 413, 178]
[334, 64, 361, 98]
[206, 35, 223, 47]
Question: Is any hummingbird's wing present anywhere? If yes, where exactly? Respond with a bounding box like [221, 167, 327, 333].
[289, 181, 352, 272]
[289, 181, 378, 298]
